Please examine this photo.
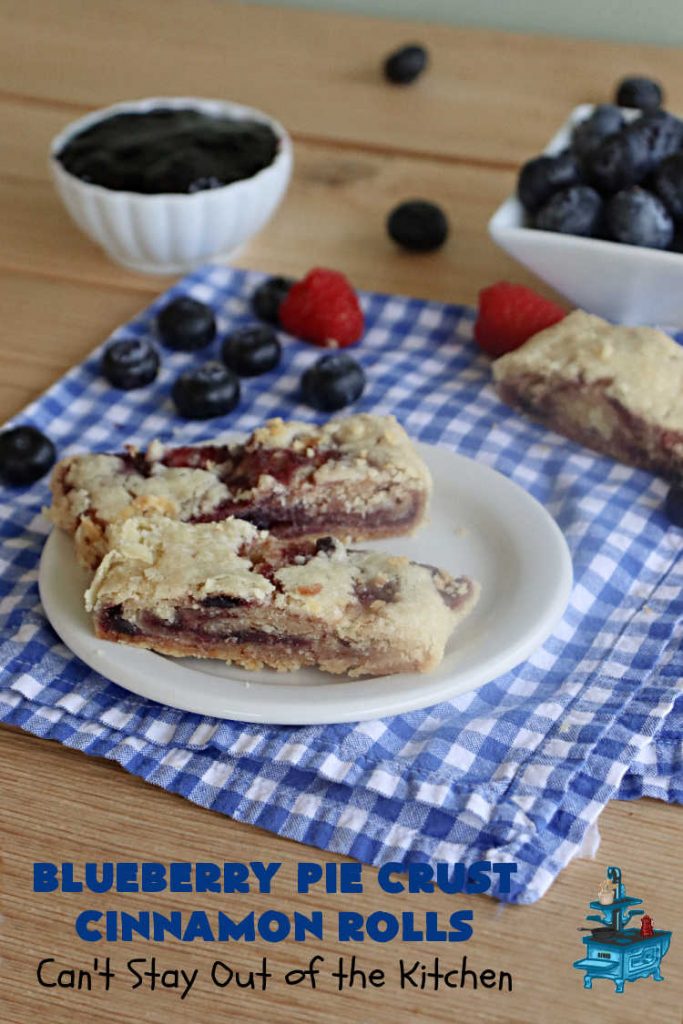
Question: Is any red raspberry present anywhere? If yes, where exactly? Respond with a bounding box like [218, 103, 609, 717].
[280, 268, 364, 348]
[474, 281, 567, 358]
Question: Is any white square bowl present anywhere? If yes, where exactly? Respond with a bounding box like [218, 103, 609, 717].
[488, 104, 683, 326]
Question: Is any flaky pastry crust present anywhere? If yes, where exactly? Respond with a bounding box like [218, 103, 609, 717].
[49, 414, 432, 568]
[493, 310, 683, 479]
[85, 515, 478, 678]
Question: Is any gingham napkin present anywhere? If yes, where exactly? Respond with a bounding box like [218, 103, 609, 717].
[1, 266, 680, 904]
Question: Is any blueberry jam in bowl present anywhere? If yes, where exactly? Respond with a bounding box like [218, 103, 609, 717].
[50, 97, 293, 274]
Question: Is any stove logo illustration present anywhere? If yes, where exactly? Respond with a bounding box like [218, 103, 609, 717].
[573, 865, 672, 994]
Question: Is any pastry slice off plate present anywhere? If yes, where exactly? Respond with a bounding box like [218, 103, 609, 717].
[84, 515, 478, 679]
[49, 413, 432, 569]
[493, 310, 683, 479]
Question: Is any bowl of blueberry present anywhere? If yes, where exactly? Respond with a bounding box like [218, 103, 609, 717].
[50, 96, 293, 274]
[489, 76, 683, 325]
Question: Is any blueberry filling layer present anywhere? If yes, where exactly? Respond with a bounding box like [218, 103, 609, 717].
[355, 579, 400, 606]
[119, 441, 333, 489]
[201, 595, 250, 609]
[161, 444, 235, 471]
[498, 374, 683, 478]
[96, 604, 319, 654]
[101, 604, 140, 636]
[113, 440, 425, 535]
[224, 446, 333, 488]
[57, 108, 279, 194]
[97, 565, 474, 651]
[190, 492, 424, 533]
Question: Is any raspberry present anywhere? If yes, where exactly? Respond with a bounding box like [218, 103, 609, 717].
[279, 268, 364, 348]
[474, 282, 567, 359]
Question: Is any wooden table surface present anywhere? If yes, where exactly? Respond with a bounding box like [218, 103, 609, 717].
[1, 3, 681, 1022]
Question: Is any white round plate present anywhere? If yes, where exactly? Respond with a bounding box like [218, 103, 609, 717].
[39, 443, 572, 725]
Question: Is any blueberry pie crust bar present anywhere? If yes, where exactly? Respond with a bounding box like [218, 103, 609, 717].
[85, 516, 479, 678]
[50, 414, 432, 569]
[493, 310, 683, 479]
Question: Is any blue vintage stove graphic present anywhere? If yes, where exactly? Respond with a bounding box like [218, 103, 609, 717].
[573, 866, 671, 994]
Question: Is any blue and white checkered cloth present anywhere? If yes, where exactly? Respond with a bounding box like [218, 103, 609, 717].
[1, 265, 680, 903]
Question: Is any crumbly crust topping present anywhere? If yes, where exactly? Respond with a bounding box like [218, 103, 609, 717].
[49, 413, 432, 537]
[493, 310, 683, 431]
[55, 456, 230, 527]
[85, 515, 476, 651]
[86, 517, 273, 617]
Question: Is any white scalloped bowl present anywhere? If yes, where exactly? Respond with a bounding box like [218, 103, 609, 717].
[489, 104, 683, 326]
[50, 97, 293, 274]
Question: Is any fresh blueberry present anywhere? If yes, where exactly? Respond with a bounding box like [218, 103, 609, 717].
[383, 44, 428, 85]
[157, 296, 216, 351]
[586, 130, 650, 194]
[571, 105, 624, 162]
[0, 426, 56, 485]
[664, 486, 683, 527]
[172, 362, 240, 419]
[517, 151, 583, 213]
[221, 325, 281, 377]
[301, 353, 365, 412]
[627, 112, 683, 168]
[615, 76, 663, 113]
[653, 153, 683, 221]
[585, 104, 624, 135]
[251, 276, 295, 325]
[604, 187, 674, 249]
[101, 337, 160, 390]
[387, 200, 449, 251]
[534, 185, 602, 236]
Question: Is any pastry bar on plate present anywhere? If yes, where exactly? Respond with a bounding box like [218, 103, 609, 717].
[85, 515, 479, 678]
[50, 413, 432, 569]
[493, 310, 683, 479]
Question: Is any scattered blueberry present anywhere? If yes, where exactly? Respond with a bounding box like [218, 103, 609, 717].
[383, 44, 428, 85]
[615, 76, 663, 113]
[222, 325, 281, 377]
[534, 185, 602, 236]
[571, 105, 624, 162]
[301, 353, 365, 412]
[157, 296, 216, 351]
[0, 426, 56, 485]
[101, 337, 160, 390]
[653, 153, 683, 221]
[172, 362, 240, 419]
[517, 151, 583, 213]
[604, 187, 674, 249]
[664, 486, 683, 527]
[251, 276, 295, 325]
[387, 200, 449, 251]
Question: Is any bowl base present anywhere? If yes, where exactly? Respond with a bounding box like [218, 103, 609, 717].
[108, 247, 243, 275]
